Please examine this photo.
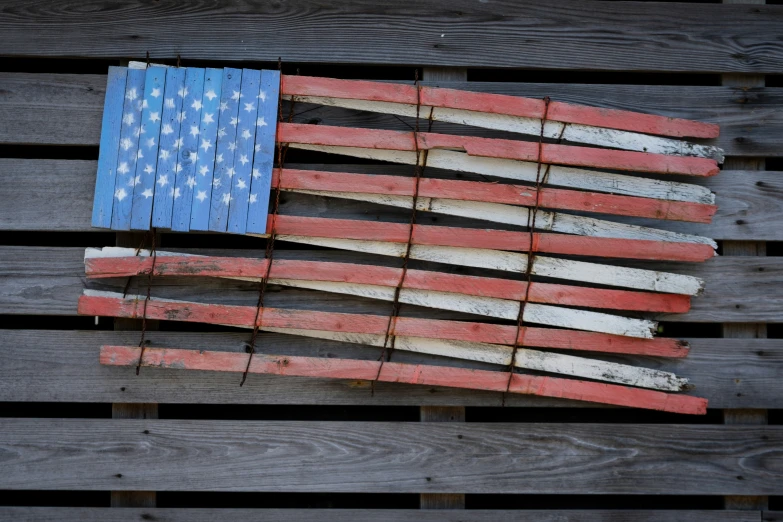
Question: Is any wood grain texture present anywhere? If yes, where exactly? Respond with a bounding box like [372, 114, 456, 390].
[0, 507, 766, 522]
[1, 1, 782, 72]
[0, 418, 781, 494]
[1, 159, 781, 242]
[3, 73, 783, 157]
[0, 330, 779, 409]
[2, 246, 780, 322]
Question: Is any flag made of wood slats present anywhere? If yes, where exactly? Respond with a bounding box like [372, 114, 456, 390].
[92, 65, 279, 235]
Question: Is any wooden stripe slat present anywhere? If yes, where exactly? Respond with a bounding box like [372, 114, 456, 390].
[247, 69, 281, 234]
[91, 67, 126, 229]
[226, 68, 260, 234]
[100, 345, 705, 413]
[208, 67, 242, 232]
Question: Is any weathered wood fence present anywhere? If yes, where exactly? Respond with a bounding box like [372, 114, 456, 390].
[0, 1, 782, 520]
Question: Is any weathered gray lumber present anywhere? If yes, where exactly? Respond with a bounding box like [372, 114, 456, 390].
[2, 73, 783, 157]
[0, 507, 766, 522]
[1, 159, 782, 241]
[1, 1, 782, 73]
[1, 418, 781, 494]
[0, 330, 780, 409]
[2, 246, 782, 323]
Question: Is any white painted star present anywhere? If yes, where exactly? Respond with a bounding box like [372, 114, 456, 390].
[227, 142, 237, 152]
[123, 113, 135, 125]
[239, 154, 249, 166]
[165, 98, 175, 109]
[190, 125, 199, 137]
[142, 99, 148, 109]
[146, 137, 156, 149]
[213, 178, 221, 188]
[171, 187, 181, 199]
[120, 138, 132, 151]
[173, 137, 184, 149]
[128, 175, 141, 187]
[230, 116, 240, 127]
[159, 149, 170, 160]
[215, 153, 224, 164]
[150, 87, 161, 98]
[161, 123, 173, 135]
[199, 165, 210, 176]
[186, 176, 196, 188]
[249, 193, 258, 204]
[196, 190, 207, 202]
[252, 168, 261, 179]
[144, 164, 154, 175]
[202, 112, 214, 124]
[205, 90, 217, 101]
[141, 188, 153, 199]
[174, 163, 182, 173]
[114, 187, 127, 201]
[226, 167, 235, 178]
[136, 149, 144, 161]
[176, 111, 186, 123]
[133, 126, 142, 138]
[177, 86, 189, 98]
[191, 99, 203, 111]
[117, 162, 130, 174]
[258, 90, 267, 101]
[149, 112, 160, 123]
[236, 179, 247, 190]
[221, 192, 232, 205]
[188, 151, 198, 163]
[217, 127, 227, 138]
[256, 116, 267, 127]
[200, 139, 212, 152]
[125, 88, 138, 102]
[157, 175, 168, 187]
[241, 129, 252, 140]
[254, 143, 261, 153]
[219, 101, 229, 112]
[244, 102, 255, 113]
[231, 90, 242, 101]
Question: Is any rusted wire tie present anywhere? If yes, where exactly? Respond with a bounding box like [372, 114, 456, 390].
[135, 228, 158, 375]
[371, 70, 434, 396]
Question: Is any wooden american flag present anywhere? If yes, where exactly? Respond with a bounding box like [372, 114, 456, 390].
[83, 62, 722, 415]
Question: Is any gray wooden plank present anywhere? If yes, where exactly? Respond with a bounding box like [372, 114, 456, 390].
[3, 73, 783, 158]
[1, 159, 782, 242]
[0, 330, 779, 409]
[1, 245, 781, 323]
[1, 1, 782, 73]
[0, 507, 766, 522]
[1, 418, 781, 494]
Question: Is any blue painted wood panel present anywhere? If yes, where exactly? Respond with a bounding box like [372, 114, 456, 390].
[227, 68, 260, 234]
[110, 68, 146, 231]
[208, 68, 242, 232]
[91, 66, 127, 229]
[151, 67, 186, 229]
[246, 69, 280, 235]
[171, 68, 205, 232]
[189, 68, 223, 231]
[129, 66, 166, 230]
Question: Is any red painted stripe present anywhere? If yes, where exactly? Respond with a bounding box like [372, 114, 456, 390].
[269, 215, 715, 262]
[86, 255, 690, 314]
[281, 75, 719, 139]
[79, 294, 689, 358]
[279, 124, 719, 177]
[100, 345, 707, 414]
[273, 168, 716, 224]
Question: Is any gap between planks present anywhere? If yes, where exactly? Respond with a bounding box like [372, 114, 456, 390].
[419, 66, 467, 511]
[720, 27, 769, 511]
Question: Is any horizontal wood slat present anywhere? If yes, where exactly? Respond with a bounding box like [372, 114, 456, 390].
[0, 330, 779, 408]
[0, 159, 781, 241]
[2, 246, 781, 323]
[0, 507, 768, 521]
[0, 1, 782, 73]
[2, 73, 782, 157]
[1, 418, 781, 494]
